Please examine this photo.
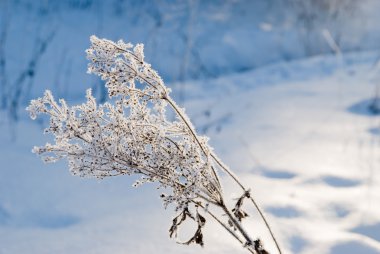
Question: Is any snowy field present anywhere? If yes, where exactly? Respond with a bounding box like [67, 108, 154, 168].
[1, 51, 380, 254]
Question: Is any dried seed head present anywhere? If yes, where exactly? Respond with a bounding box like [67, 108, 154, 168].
[28, 36, 223, 214]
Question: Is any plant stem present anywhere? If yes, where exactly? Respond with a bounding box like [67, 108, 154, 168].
[249, 196, 282, 254]
[112, 42, 281, 253]
[165, 95, 282, 254]
[211, 153, 282, 254]
[164, 95, 222, 191]
[192, 201, 256, 254]
[220, 202, 253, 246]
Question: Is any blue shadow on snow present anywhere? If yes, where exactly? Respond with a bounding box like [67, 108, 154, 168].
[333, 205, 350, 218]
[352, 222, 380, 242]
[322, 176, 360, 188]
[368, 127, 380, 136]
[290, 236, 307, 254]
[266, 206, 301, 218]
[347, 98, 380, 117]
[260, 167, 297, 179]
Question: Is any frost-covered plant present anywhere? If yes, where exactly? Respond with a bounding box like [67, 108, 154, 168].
[27, 36, 282, 254]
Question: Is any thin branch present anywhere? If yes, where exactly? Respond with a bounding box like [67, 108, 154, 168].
[164, 96, 223, 191]
[220, 202, 253, 247]
[211, 152, 282, 254]
[191, 201, 256, 254]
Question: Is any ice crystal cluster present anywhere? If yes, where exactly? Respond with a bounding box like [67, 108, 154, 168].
[28, 36, 222, 210]
[28, 36, 280, 254]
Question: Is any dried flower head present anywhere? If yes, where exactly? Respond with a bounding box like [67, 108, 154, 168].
[27, 36, 281, 254]
[27, 36, 223, 211]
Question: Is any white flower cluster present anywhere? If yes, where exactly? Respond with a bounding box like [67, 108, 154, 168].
[27, 36, 222, 211]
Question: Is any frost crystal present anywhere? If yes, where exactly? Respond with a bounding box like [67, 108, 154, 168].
[27, 36, 279, 253]
[27, 36, 222, 211]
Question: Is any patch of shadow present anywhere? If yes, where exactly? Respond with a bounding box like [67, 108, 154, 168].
[30, 213, 81, 229]
[368, 127, 380, 136]
[347, 98, 380, 117]
[290, 236, 307, 254]
[266, 206, 301, 218]
[334, 205, 350, 218]
[260, 167, 297, 180]
[330, 240, 380, 254]
[0, 205, 10, 225]
[352, 222, 380, 242]
[322, 176, 360, 188]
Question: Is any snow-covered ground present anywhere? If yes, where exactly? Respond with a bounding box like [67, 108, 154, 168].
[1, 51, 380, 254]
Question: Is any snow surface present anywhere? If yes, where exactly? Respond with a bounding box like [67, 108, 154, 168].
[1, 51, 380, 254]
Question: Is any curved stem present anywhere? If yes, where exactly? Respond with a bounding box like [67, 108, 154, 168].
[193, 201, 256, 254]
[249, 196, 282, 254]
[164, 95, 222, 191]
[220, 203, 253, 247]
[165, 95, 282, 253]
[211, 153, 282, 254]
[211, 152, 245, 189]
[106, 39, 280, 253]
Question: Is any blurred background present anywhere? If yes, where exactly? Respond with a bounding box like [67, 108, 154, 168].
[1, 0, 380, 253]
[1, 0, 380, 116]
